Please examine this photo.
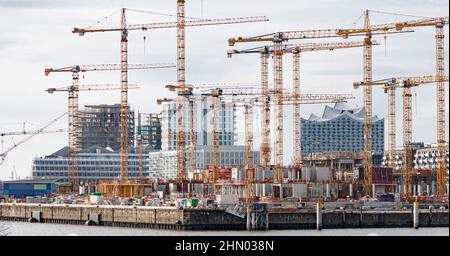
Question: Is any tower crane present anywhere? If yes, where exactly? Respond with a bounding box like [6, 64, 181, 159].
[339, 13, 448, 196]
[1, 113, 67, 166]
[45, 64, 172, 189]
[72, 5, 268, 188]
[46, 83, 140, 187]
[354, 75, 449, 196]
[228, 40, 378, 169]
[159, 89, 354, 196]
[228, 13, 447, 196]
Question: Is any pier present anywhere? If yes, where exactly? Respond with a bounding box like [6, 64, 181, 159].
[1, 203, 448, 230]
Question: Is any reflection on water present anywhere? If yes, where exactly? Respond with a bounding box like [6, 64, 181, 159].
[3, 221, 448, 236]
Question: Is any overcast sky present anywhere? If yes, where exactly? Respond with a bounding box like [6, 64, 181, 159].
[0, 0, 448, 180]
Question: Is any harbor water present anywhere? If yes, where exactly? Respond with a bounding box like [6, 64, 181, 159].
[2, 221, 448, 236]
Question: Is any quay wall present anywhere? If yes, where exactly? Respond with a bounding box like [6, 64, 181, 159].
[0, 203, 448, 230]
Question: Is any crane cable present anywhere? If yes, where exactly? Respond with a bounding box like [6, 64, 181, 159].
[368, 10, 431, 19]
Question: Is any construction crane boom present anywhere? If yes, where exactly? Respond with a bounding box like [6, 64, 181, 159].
[1, 113, 67, 164]
[1, 129, 66, 137]
[73, 17, 269, 34]
[44, 64, 174, 76]
[47, 84, 140, 93]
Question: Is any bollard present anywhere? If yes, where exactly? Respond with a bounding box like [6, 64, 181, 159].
[326, 184, 330, 199]
[246, 207, 251, 231]
[251, 213, 256, 230]
[349, 183, 354, 198]
[413, 201, 420, 229]
[316, 202, 323, 231]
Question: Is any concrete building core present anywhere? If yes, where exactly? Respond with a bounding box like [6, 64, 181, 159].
[79, 104, 135, 151]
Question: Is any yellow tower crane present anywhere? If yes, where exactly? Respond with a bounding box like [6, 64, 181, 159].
[45, 64, 172, 191]
[46, 84, 139, 187]
[229, 13, 448, 196]
[354, 75, 449, 197]
[228, 40, 379, 170]
[73, 6, 268, 191]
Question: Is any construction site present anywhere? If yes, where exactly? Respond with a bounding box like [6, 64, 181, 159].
[0, 1, 449, 231]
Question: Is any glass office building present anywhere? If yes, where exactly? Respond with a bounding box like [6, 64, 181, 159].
[32, 146, 151, 183]
[301, 103, 385, 158]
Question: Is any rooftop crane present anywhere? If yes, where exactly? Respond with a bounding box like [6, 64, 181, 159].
[228, 40, 378, 170]
[45, 83, 140, 187]
[228, 13, 448, 196]
[72, 5, 268, 189]
[1, 112, 67, 165]
[45, 63, 172, 189]
[354, 75, 449, 196]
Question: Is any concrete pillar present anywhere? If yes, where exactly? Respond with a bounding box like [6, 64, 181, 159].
[265, 213, 270, 230]
[279, 185, 283, 199]
[413, 201, 420, 229]
[316, 202, 323, 231]
[326, 184, 330, 199]
[417, 185, 421, 196]
[349, 183, 354, 197]
[246, 207, 251, 231]
[251, 213, 256, 230]
[372, 184, 376, 198]
[413, 185, 417, 197]
[426, 185, 430, 196]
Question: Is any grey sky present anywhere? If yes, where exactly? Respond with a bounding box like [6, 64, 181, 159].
[0, 0, 448, 180]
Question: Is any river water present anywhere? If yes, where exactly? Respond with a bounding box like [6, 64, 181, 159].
[1, 221, 448, 236]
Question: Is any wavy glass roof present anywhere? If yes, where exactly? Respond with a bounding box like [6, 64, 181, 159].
[305, 103, 381, 122]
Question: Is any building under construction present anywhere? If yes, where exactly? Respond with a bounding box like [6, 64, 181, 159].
[79, 104, 135, 151]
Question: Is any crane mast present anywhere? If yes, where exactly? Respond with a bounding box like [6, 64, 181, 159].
[292, 49, 301, 167]
[402, 87, 413, 195]
[120, 8, 129, 184]
[387, 87, 397, 169]
[436, 24, 447, 196]
[177, 0, 188, 182]
[363, 10, 374, 197]
[273, 39, 284, 184]
[260, 52, 271, 167]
